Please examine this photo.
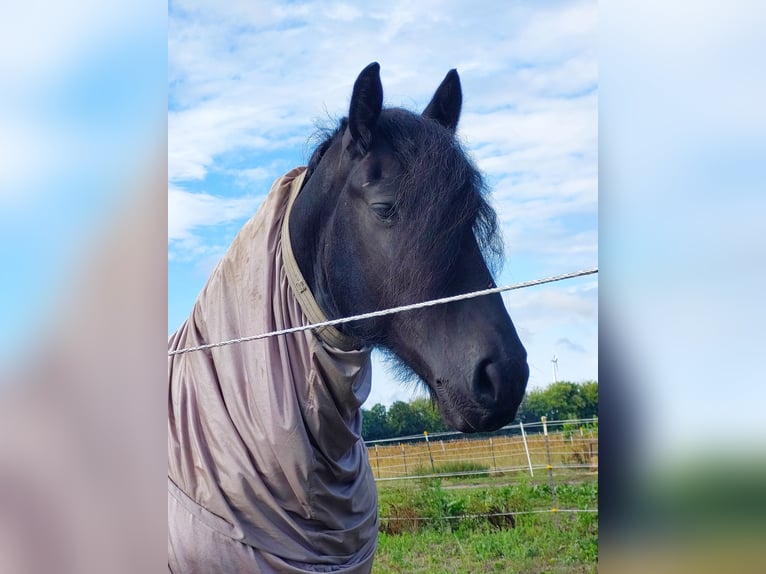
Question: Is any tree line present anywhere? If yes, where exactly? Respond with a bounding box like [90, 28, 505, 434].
[361, 380, 598, 441]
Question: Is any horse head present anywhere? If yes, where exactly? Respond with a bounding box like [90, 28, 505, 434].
[290, 62, 529, 432]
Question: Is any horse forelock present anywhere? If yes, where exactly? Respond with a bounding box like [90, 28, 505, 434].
[376, 109, 503, 300]
[306, 109, 503, 304]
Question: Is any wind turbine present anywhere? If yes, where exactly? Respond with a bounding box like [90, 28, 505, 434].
[551, 354, 559, 383]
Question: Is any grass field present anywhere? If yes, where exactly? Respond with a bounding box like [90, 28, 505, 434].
[369, 429, 598, 573]
[372, 476, 598, 573]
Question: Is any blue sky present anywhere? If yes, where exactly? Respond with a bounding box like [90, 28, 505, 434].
[168, 0, 598, 407]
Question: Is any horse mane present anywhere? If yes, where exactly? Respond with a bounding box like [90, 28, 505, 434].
[307, 109, 503, 303]
[305, 118, 347, 180]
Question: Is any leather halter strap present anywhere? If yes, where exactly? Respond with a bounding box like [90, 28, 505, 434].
[280, 169, 358, 351]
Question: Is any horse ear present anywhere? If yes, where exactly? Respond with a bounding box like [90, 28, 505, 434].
[347, 62, 383, 156]
[423, 69, 462, 132]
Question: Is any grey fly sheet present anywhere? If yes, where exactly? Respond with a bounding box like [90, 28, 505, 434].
[168, 167, 378, 573]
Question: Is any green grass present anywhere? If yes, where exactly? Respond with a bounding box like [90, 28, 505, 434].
[374, 514, 597, 573]
[373, 476, 598, 573]
[413, 460, 492, 479]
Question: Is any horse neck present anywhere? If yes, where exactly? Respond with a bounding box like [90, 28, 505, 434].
[288, 165, 344, 323]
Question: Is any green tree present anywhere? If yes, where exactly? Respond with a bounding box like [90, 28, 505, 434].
[386, 400, 425, 437]
[580, 380, 598, 418]
[409, 397, 449, 433]
[514, 381, 598, 423]
[545, 381, 585, 420]
[361, 403, 390, 440]
[362, 381, 597, 440]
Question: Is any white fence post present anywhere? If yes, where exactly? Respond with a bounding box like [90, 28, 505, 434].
[424, 431, 435, 474]
[519, 420, 534, 477]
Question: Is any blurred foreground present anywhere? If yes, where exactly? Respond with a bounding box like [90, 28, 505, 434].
[0, 2, 166, 572]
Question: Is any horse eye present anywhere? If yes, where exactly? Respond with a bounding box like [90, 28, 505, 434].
[371, 202, 396, 220]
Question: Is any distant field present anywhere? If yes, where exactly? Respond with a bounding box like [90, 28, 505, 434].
[368, 427, 598, 573]
[367, 428, 598, 480]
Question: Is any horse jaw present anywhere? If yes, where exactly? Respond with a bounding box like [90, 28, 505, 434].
[384, 290, 529, 434]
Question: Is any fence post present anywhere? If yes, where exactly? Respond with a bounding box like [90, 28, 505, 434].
[541, 416, 558, 515]
[401, 443, 408, 477]
[488, 437, 497, 472]
[424, 431, 436, 474]
[374, 444, 381, 479]
[519, 420, 534, 477]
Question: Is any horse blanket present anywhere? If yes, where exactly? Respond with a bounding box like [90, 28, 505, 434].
[168, 167, 378, 573]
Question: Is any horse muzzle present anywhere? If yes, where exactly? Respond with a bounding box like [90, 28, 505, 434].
[433, 355, 529, 433]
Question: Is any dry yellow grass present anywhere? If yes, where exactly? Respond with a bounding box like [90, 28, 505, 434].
[366, 429, 598, 480]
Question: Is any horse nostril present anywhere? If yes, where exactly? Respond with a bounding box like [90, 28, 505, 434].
[471, 358, 528, 407]
[472, 359, 501, 403]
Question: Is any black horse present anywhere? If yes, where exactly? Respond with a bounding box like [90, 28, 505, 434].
[291, 62, 528, 432]
[168, 63, 528, 573]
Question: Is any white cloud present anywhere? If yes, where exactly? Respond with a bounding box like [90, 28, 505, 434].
[168, 103, 307, 182]
[168, 184, 261, 241]
[504, 284, 597, 323]
[463, 95, 597, 175]
[326, 3, 363, 21]
[234, 166, 280, 185]
[168, 0, 597, 188]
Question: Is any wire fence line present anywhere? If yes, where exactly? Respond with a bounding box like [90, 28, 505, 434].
[381, 508, 598, 522]
[366, 417, 598, 482]
[365, 417, 598, 445]
[168, 267, 598, 356]
[373, 463, 596, 483]
[370, 417, 599, 527]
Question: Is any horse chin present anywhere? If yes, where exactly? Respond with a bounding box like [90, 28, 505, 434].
[440, 408, 478, 433]
[441, 405, 515, 434]
[431, 381, 518, 434]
